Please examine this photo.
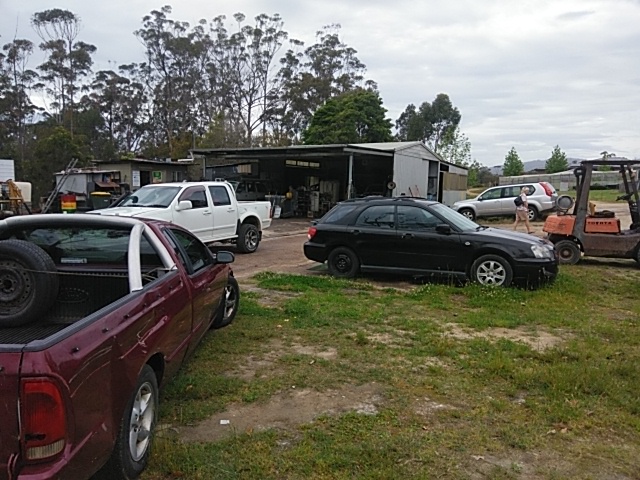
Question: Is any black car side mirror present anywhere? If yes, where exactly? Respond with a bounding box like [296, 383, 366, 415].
[215, 251, 235, 264]
[435, 224, 451, 234]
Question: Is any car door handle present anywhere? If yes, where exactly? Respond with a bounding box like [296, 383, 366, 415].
[402, 233, 414, 239]
[352, 229, 361, 235]
[227, 208, 236, 213]
[203, 210, 212, 215]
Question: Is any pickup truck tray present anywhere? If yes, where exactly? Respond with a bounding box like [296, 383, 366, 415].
[0, 269, 130, 345]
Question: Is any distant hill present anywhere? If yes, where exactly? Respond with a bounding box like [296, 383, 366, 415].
[490, 158, 585, 176]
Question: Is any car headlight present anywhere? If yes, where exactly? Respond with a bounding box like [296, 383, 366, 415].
[531, 245, 553, 259]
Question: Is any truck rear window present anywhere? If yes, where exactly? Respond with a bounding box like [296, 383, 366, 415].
[19, 227, 162, 267]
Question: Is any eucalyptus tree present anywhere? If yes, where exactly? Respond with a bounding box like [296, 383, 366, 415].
[31, 9, 96, 132]
[1, 39, 39, 165]
[438, 129, 472, 166]
[395, 93, 461, 152]
[83, 64, 149, 155]
[205, 13, 289, 146]
[135, 6, 212, 157]
[274, 24, 374, 143]
[0, 47, 12, 158]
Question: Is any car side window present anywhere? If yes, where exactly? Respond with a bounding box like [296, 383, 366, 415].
[165, 228, 212, 273]
[481, 188, 501, 200]
[179, 186, 208, 209]
[526, 184, 536, 194]
[322, 204, 358, 224]
[355, 205, 395, 229]
[503, 186, 520, 198]
[209, 186, 231, 206]
[397, 206, 440, 231]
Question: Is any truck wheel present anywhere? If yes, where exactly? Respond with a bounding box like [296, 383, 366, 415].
[236, 224, 259, 253]
[470, 254, 513, 287]
[328, 247, 360, 278]
[555, 240, 581, 265]
[211, 276, 239, 329]
[527, 206, 538, 221]
[0, 239, 59, 327]
[99, 365, 158, 480]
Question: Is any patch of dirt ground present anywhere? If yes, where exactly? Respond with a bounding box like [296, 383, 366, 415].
[175, 383, 384, 443]
[225, 339, 338, 381]
[442, 323, 566, 352]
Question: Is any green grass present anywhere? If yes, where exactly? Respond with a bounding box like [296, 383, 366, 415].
[558, 189, 624, 203]
[143, 266, 640, 480]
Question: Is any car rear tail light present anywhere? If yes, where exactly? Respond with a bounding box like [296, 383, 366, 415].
[20, 378, 66, 461]
[541, 182, 554, 197]
[307, 227, 317, 240]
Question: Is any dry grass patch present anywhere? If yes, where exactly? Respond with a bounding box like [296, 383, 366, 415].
[442, 323, 567, 352]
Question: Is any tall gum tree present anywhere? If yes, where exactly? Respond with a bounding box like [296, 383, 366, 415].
[1, 39, 39, 168]
[31, 9, 96, 133]
[395, 93, 461, 152]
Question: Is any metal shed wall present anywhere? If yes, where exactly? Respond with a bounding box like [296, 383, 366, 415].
[0, 159, 15, 181]
[392, 144, 438, 198]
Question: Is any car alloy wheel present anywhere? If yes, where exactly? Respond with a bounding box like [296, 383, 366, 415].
[471, 254, 513, 287]
[459, 209, 475, 220]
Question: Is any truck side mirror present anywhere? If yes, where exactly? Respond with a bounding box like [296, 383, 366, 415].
[175, 200, 192, 211]
[215, 251, 235, 264]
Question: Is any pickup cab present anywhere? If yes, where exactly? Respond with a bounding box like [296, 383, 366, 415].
[0, 214, 240, 479]
[95, 181, 272, 253]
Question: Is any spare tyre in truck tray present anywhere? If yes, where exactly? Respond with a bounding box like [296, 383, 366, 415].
[0, 239, 60, 327]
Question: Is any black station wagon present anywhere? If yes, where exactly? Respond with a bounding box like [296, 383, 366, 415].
[303, 197, 558, 287]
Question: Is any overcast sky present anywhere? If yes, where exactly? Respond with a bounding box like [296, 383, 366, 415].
[1, 0, 639, 166]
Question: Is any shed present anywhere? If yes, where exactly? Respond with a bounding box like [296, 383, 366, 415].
[94, 158, 190, 190]
[190, 142, 467, 216]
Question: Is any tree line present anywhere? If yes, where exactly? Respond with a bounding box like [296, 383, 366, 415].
[0, 6, 500, 198]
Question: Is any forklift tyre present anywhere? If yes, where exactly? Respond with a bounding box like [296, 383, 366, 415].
[555, 240, 581, 265]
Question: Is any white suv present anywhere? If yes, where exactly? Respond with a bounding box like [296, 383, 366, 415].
[453, 182, 558, 221]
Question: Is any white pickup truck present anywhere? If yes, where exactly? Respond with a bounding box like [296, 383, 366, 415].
[93, 181, 272, 253]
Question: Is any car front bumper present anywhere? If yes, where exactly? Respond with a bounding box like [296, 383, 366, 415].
[512, 258, 559, 283]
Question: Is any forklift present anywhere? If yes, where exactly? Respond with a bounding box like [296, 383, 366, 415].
[543, 159, 640, 265]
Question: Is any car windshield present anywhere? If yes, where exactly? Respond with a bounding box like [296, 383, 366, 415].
[431, 203, 480, 231]
[119, 186, 180, 208]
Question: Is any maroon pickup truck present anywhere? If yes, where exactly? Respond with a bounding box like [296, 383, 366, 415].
[0, 214, 240, 479]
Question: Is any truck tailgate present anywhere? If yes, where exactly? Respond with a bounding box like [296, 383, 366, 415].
[0, 352, 22, 480]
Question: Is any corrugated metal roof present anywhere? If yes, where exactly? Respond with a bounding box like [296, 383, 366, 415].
[192, 141, 436, 157]
[347, 141, 423, 151]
